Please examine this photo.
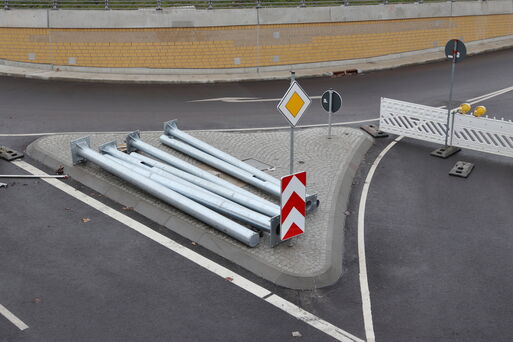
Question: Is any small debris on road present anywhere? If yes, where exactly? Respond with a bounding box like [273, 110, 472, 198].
[191, 241, 198, 246]
[344, 210, 351, 216]
[81, 218, 91, 223]
[0, 182, 7, 188]
[225, 276, 234, 282]
[292, 331, 302, 337]
[55, 166, 64, 175]
[122, 206, 134, 211]
[32, 297, 42, 304]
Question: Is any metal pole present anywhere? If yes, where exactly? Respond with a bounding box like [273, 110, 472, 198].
[160, 135, 280, 196]
[103, 154, 275, 233]
[290, 126, 294, 174]
[328, 89, 333, 138]
[289, 71, 296, 175]
[164, 120, 280, 186]
[101, 143, 280, 217]
[444, 44, 457, 147]
[125, 131, 269, 202]
[128, 152, 279, 216]
[0, 174, 67, 179]
[3, 0, 9, 10]
[70, 137, 259, 247]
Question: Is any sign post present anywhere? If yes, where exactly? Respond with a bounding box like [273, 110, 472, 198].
[432, 39, 467, 158]
[277, 73, 311, 173]
[290, 72, 295, 174]
[321, 89, 342, 138]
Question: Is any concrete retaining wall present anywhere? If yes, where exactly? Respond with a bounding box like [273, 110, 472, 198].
[0, 1, 512, 71]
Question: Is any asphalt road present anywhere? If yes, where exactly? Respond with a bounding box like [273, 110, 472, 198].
[1, 47, 513, 341]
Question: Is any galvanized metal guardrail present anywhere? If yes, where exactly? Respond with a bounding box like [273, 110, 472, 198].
[2, 0, 474, 10]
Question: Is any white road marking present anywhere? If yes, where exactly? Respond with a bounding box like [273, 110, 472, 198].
[190, 96, 322, 103]
[0, 118, 379, 137]
[12, 160, 363, 342]
[358, 86, 512, 341]
[265, 295, 364, 342]
[0, 304, 29, 331]
[465, 85, 513, 102]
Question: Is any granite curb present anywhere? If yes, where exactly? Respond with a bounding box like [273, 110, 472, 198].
[27, 127, 372, 289]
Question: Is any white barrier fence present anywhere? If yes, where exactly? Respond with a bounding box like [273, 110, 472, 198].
[379, 97, 513, 158]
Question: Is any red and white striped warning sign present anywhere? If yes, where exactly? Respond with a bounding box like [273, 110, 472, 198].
[280, 171, 306, 241]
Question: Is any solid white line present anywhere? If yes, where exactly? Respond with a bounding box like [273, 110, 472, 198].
[357, 136, 402, 342]
[358, 87, 512, 341]
[265, 295, 364, 342]
[12, 160, 363, 342]
[465, 85, 513, 102]
[190, 95, 322, 103]
[0, 304, 29, 331]
[0, 118, 379, 137]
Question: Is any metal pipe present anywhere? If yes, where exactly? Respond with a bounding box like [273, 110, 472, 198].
[163, 121, 320, 214]
[70, 137, 259, 247]
[128, 152, 280, 217]
[100, 142, 278, 229]
[103, 153, 275, 233]
[125, 131, 267, 203]
[164, 120, 281, 186]
[160, 134, 280, 197]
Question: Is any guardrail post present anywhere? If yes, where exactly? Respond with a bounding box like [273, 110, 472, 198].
[105, 0, 109, 10]
[52, 0, 58, 10]
[156, 0, 161, 10]
[300, 0, 306, 7]
[344, 0, 349, 6]
[256, 0, 261, 8]
[207, 0, 212, 9]
[383, 0, 388, 4]
[3, 0, 8, 10]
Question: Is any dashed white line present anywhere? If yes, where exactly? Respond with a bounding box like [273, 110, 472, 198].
[0, 304, 29, 331]
[12, 160, 363, 342]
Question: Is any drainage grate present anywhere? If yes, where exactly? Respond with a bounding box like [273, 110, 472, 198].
[242, 158, 275, 171]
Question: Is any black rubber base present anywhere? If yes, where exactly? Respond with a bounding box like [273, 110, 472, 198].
[431, 145, 461, 159]
[0, 146, 24, 161]
[449, 161, 474, 178]
[360, 125, 388, 138]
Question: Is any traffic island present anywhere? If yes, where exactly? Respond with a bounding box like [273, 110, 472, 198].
[26, 126, 372, 289]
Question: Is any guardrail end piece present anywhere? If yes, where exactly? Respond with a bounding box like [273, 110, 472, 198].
[163, 119, 178, 136]
[269, 215, 281, 248]
[125, 130, 141, 153]
[70, 136, 90, 165]
[98, 140, 118, 154]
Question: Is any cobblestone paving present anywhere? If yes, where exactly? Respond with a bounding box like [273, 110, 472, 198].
[29, 126, 371, 286]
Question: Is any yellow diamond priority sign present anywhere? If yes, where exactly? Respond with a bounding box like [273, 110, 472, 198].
[278, 81, 311, 127]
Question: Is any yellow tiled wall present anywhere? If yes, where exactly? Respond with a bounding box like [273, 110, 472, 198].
[1, 14, 512, 69]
